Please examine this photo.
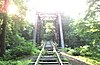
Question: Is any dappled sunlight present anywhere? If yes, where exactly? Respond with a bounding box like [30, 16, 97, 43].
[0, 0, 100, 65]
[8, 4, 18, 15]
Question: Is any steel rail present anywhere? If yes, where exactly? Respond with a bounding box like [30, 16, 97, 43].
[51, 41, 63, 65]
[34, 42, 46, 65]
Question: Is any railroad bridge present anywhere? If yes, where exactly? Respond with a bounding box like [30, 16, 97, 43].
[33, 12, 64, 48]
[29, 13, 89, 65]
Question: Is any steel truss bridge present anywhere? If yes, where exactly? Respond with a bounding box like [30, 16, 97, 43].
[33, 12, 64, 48]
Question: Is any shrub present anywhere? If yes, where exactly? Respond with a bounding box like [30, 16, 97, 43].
[0, 60, 30, 65]
[11, 42, 33, 56]
[72, 50, 80, 56]
[2, 42, 39, 60]
[85, 52, 92, 56]
[67, 49, 75, 55]
[61, 48, 70, 52]
[65, 47, 80, 56]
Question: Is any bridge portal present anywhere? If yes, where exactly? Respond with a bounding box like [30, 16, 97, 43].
[33, 13, 64, 48]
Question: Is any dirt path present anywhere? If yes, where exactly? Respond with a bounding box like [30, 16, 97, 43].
[60, 52, 91, 65]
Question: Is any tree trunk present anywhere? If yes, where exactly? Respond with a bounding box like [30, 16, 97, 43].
[0, 13, 7, 57]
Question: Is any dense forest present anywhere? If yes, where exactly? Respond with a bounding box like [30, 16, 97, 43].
[0, 0, 100, 65]
[62, 0, 100, 65]
[0, 0, 39, 64]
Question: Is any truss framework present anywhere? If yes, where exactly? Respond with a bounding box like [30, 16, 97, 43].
[34, 12, 64, 48]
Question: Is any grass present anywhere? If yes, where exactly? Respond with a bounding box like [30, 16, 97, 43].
[76, 56, 100, 65]
[62, 47, 100, 65]
[0, 60, 31, 65]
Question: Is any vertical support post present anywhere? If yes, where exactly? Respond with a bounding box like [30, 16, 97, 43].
[58, 14, 64, 48]
[41, 20, 44, 41]
[54, 19, 60, 46]
[33, 15, 38, 43]
[37, 16, 41, 45]
[34, 15, 41, 45]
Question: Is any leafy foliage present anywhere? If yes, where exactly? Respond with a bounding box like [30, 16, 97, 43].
[0, 0, 39, 61]
[44, 22, 55, 41]
[62, 16, 86, 48]
[62, 1, 100, 63]
[0, 60, 31, 65]
[0, 41, 39, 60]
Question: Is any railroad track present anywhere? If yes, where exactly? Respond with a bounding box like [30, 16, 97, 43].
[29, 41, 69, 65]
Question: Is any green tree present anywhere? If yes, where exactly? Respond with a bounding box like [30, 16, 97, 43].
[0, 13, 7, 56]
[0, 0, 29, 56]
[44, 21, 55, 41]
